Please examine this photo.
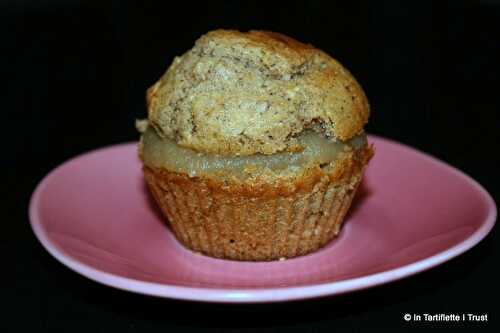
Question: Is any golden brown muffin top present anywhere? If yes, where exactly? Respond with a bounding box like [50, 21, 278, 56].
[147, 29, 369, 156]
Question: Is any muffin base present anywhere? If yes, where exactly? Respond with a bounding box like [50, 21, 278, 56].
[143, 146, 372, 261]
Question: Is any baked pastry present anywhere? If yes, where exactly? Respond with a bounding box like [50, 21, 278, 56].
[138, 30, 373, 261]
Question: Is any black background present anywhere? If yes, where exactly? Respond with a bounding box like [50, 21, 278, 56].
[3, 0, 499, 331]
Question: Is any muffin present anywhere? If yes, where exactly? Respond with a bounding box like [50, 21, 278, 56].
[138, 30, 373, 261]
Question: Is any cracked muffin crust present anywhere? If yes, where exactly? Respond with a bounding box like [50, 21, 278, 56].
[147, 29, 370, 156]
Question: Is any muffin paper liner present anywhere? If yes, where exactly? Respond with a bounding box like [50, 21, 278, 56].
[144, 166, 363, 261]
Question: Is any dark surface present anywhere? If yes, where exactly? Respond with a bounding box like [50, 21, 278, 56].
[3, 0, 499, 331]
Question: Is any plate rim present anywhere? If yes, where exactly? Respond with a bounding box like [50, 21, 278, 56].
[29, 135, 497, 303]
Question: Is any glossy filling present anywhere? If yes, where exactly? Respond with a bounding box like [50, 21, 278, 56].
[141, 126, 366, 178]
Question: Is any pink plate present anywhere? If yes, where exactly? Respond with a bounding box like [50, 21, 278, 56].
[29, 135, 496, 303]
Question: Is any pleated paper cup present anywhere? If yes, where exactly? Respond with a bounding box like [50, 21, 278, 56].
[142, 147, 372, 261]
